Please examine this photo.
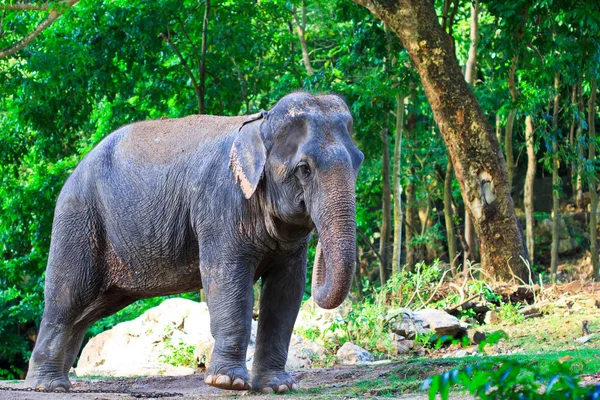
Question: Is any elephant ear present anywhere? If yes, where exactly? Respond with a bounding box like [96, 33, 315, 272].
[229, 111, 268, 199]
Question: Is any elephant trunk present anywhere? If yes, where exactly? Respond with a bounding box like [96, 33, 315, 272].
[311, 182, 356, 310]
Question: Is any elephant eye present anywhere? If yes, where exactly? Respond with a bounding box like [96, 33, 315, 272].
[296, 162, 311, 179]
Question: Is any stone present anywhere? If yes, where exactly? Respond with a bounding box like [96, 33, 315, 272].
[335, 342, 374, 365]
[467, 330, 487, 344]
[453, 350, 468, 358]
[559, 237, 581, 254]
[575, 335, 592, 344]
[484, 310, 499, 325]
[413, 309, 464, 337]
[385, 308, 427, 339]
[76, 298, 324, 377]
[285, 335, 326, 369]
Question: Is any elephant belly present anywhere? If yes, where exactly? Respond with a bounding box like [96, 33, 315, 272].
[104, 240, 202, 297]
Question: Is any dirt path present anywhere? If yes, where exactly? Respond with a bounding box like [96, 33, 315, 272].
[0, 364, 444, 400]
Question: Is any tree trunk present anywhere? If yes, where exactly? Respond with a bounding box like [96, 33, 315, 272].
[569, 84, 577, 194]
[199, 0, 210, 114]
[505, 57, 518, 192]
[524, 116, 535, 266]
[444, 157, 457, 273]
[379, 126, 391, 284]
[392, 94, 406, 275]
[576, 80, 585, 210]
[462, 0, 479, 268]
[588, 76, 598, 279]
[551, 72, 561, 280]
[496, 114, 503, 148]
[405, 91, 418, 272]
[464, 0, 478, 85]
[352, 0, 530, 280]
[292, 0, 314, 76]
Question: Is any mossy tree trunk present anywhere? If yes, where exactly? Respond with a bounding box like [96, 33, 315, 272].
[352, 0, 530, 280]
[392, 94, 405, 275]
[588, 76, 598, 279]
[524, 115, 536, 267]
[551, 72, 561, 280]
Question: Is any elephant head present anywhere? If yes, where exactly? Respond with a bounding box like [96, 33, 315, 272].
[229, 92, 363, 310]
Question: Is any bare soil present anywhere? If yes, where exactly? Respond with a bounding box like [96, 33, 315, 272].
[0, 364, 438, 400]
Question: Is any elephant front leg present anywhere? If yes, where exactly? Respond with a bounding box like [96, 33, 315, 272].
[252, 248, 307, 393]
[201, 258, 255, 391]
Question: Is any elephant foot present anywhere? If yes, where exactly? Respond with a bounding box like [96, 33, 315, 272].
[25, 373, 72, 392]
[252, 370, 297, 394]
[204, 365, 251, 391]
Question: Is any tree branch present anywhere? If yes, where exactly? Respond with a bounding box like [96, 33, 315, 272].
[0, 0, 79, 59]
[159, 31, 202, 113]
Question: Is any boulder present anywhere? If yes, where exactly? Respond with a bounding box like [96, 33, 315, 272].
[335, 342, 374, 365]
[76, 298, 324, 377]
[386, 308, 465, 339]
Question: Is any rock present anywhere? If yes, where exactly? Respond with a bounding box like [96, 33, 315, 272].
[484, 310, 499, 325]
[467, 330, 487, 345]
[559, 238, 581, 255]
[77, 298, 324, 377]
[413, 309, 464, 337]
[575, 335, 592, 344]
[335, 342, 374, 365]
[453, 350, 468, 358]
[286, 335, 326, 369]
[386, 308, 427, 339]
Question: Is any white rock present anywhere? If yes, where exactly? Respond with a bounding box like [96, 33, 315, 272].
[413, 309, 463, 337]
[335, 342, 374, 365]
[76, 298, 325, 377]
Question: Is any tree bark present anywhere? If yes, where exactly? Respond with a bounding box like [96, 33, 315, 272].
[292, 0, 314, 76]
[444, 157, 457, 273]
[379, 126, 391, 284]
[392, 94, 406, 275]
[576, 80, 585, 210]
[462, 0, 479, 268]
[569, 84, 577, 193]
[588, 76, 598, 279]
[505, 57, 518, 192]
[551, 72, 561, 280]
[404, 90, 418, 272]
[524, 116, 535, 266]
[464, 0, 478, 85]
[352, 0, 530, 280]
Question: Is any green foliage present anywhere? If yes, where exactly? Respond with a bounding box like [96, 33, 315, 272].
[495, 303, 525, 325]
[425, 331, 600, 399]
[158, 326, 197, 369]
[425, 358, 600, 400]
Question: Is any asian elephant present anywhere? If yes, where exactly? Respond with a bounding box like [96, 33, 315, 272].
[25, 92, 363, 394]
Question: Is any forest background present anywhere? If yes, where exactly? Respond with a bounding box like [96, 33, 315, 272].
[0, 0, 599, 380]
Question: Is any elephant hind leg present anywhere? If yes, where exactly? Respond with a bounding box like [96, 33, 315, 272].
[63, 293, 138, 377]
[26, 206, 105, 391]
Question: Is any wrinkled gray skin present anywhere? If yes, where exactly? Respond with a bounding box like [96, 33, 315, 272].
[25, 92, 363, 394]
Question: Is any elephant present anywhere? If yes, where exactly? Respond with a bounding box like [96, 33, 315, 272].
[25, 92, 363, 394]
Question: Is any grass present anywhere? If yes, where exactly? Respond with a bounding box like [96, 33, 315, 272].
[290, 311, 600, 398]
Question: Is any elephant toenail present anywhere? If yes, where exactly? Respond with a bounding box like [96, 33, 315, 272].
[204, 374, 214, 385]
[278, 384, 289, 393]
[292, 383, 298, 390]
[216, 375, 232, 386]
[262, 387, 274, 394]
[232, 377, 246, 389]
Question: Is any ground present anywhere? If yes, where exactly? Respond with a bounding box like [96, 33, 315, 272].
[2, 282, 600, 399]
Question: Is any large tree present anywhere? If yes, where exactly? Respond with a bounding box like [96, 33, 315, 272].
[352, 0, 529, 280]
